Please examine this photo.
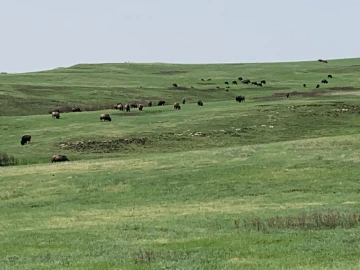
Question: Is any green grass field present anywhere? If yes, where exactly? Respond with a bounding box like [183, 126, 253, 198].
[1, 58, 360, 269]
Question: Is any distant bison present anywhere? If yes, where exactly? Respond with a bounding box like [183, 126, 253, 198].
[147, 101, 152, 107]
[197, 100, 203, 106]
[172, 83, 178, 87]
[232, 80, 238, 84]
[124, 104, 131, 112]
[117, 103, 124, 111]
[328, 74, 333, 78]
[321, 79, 328, 84]
[130, 103, 138, 108]
[100, 113, 111, 121]
[286, 93, 290, 98]
[158, 100, 165, 106]
[316, 84, 320, 88]
[174, 102, 181, 110]
[318, 59, 328, 63]
[52, 111, 60, 119]
[238, 77, 243, 81]
[71, 107, 81, 112]
[21, 135, 31, 145]
[51, 155, 69, 163]
[242, 79, 251, 84]
[138, 104, 144, 111]
[225, 81, 229, 85]
[260, 80, 266, 84]
[303, 84, 307, 87]
[235, 95, 245, 102]
[182, 98, 186, 104]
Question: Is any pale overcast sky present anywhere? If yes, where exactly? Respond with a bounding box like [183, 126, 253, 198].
[1, 0, 359, 73]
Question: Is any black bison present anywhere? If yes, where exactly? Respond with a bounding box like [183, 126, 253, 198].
[235, 96, 245, 102]
[225, 81, 229, 85]
[238, 77, 243, 81]
[316, 84, 320, 88]
[71, 107, 81, 112]
[321, 79, 328, 84]
[303, 84, 307, 87]
[172, 83, 178, 87]
[147, 101, 152, 107]
[242, 79, 250, 84]
[21, 135, 31, 145]
[117, 103, 124, 111]
[51, 155, 69, 163]
[197, 100, 203, 106]
[130, 103, 138, 108]
[138, 104, 144, 111]
[52, 111, 60, 119]
[182, 98, 186, 104]
[232, 80, 238, 84]
[318, 59, 328, 63]
[100, 113, 111, 121]
[124, 104, 131, 112]
[201, 78, 205, 81]
[328, 74, 333, 78]
[207, 78, 211, 81]
[260, 80, 266, 84]
[286, 93, 290, 98]
[158, 100, 165, 106]
[174, 102, 181, 110]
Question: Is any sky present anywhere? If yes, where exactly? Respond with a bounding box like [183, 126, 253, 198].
[1, 0, 359, 73]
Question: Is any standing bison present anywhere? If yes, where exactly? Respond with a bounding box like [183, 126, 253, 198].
[21, 135, 31, 145]
[117, 103, 124, 111]
[172, 83, 178, 87]
[51, 155, 69, 163]
[147, 101, 152, 107]
[124, 104, 131, 112]
[138, 104, 144, 111]
[235, 96, 245, 102]
[52, 111, 60, 119]
[182, 98, 186, 104]
[100, 113, 111, 121]
[197, 100, 203, 106]
[158, 100, 166, 106]
[72, 107, 81, 112]
[174, 102, 181, 110]
[286, 93, 290, 98]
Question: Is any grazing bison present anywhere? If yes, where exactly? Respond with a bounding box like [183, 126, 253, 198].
[172, 83, 178, 87]
[52, 111, 60, 119]
[321, 79, 328, 84]
[117, 103, 124, 111]
[232, 80, 238, 84]
[158, 100, 165, 106]
[182, 98, 186, 104]
[238, 77, 243, 81]
[225, 81, 229, 85]
[197, 100, 203, 106]
[242, 79, 250, 84]
[261, 80, 266, 84]
[147, 101, 152, 107]
[124, 104, 131, 112]
[130, 103, 138, 108]
[51, 155, 69, 163]
[328, 74, 333, 78]
[236, 95, 245, 102]
[201, 78, 205, 81]
[303, 84, 307, 87]
[21, 135, 31, 145]
[138, 104, 144, 111]
[71, 107, 81, 112]
[174, 102, 181, 110]
[286, 93, 290, 98]
[100, 113, 111, 121]
[316, 84, 320, 88]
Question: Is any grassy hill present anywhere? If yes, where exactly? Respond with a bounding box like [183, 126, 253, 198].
[1, 58, 360, 269]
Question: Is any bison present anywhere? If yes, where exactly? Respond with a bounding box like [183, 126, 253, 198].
[238, 77, 243, 81]
[303, 84, 307, 87]
[174, 102, 181, 110]
[197, 100, 203, 106]
[51, 155, 69, 163]
[21, 135, 31, 145]
[158, 100, 165, 106]
[124, 104, 131, 112]
[182, 98, 186, 104]
[242, 79, 250, 84]
[286, 93, 290, 98]
[71, 107, 81, 112]
[232, 80, 238, 85]
[260, 80, 266, 84]
[147, 101, 152, 107]
[117, 103, 124, 111]
[100, 113, 111, 121]
[52, 111, 60, 119]
[316, 84, 320, 88]
[328, 74, 333, 78]
[235, 96, 245, 102]
[172, 83, 178, 87]
[138, 104, 144, 111]
[225, 81, 229, 85]
[130, 103, 138, 108]
[321, 79, 328, 84]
